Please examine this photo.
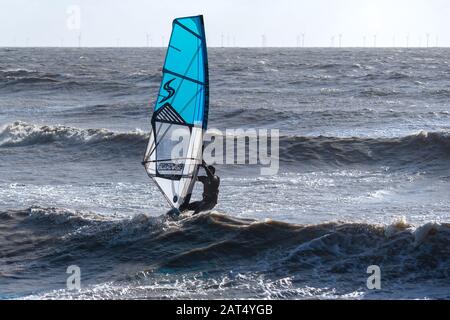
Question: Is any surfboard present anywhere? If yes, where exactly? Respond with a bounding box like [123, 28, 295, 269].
[143, 15, 209, 209]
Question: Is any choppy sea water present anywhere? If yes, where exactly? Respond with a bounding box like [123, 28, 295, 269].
[0, 48, 449, 299]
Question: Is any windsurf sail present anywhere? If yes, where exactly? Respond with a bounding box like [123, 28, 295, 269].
[143, 15, 209, 209]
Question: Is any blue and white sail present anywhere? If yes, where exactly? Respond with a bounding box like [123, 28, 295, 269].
[143, 15, 209, 208]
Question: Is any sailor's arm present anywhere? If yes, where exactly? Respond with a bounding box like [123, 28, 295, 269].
[201, 161, 214, 179]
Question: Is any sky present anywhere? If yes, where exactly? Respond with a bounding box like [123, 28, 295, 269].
[1, 0, 450, 47]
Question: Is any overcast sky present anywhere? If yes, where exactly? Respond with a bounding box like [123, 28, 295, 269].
[1, 0, 450, 47]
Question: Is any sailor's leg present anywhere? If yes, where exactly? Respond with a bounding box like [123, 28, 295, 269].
[193, 200, 216, 215]
[179, 193, 192, 212]
[193, 201, 206, 215]
[186, 201, 202, 211]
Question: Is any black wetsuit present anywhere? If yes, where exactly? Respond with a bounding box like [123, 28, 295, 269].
[180, 165, 220, 214]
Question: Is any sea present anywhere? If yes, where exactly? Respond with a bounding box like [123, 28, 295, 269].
[0, 47, 449, 299]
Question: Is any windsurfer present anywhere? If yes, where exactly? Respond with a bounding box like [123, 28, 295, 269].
[178, 161, 220, 215]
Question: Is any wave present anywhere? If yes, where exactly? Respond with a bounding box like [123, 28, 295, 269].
[214, 107, 294, 124]
[0, 68, 62, 85]
[359, 88, 400, 97]
[280, 130, 450, 168]
[359, 87, 450, 98]
[0, 121, 147, 148]
[1, 206, 449, 298]
[60, 103, 148, 118]
[428, 89, 450, 98]
[1, 121, 449, 169]
[360, 71, 411, 81]
[1, 68, 54, 77]
[211, 106, 450, 126]
[0, 68, 152, 93]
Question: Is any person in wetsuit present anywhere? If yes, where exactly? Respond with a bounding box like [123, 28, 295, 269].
[179, 161, 220, 215]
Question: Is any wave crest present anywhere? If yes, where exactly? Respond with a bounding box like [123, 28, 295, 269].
[1, 207, 449, 299]
[1, 121, 449, 169]
[280, 130, 450, 167]
[2, 207, 449, 273]
[0, 121, 147, 147]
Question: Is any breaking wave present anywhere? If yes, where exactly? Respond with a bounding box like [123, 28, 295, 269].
[1, 207, 449, 299]
[1, 121, 449, 169]
[0, 121, 147, 148]
[280, 130, 450, 168]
